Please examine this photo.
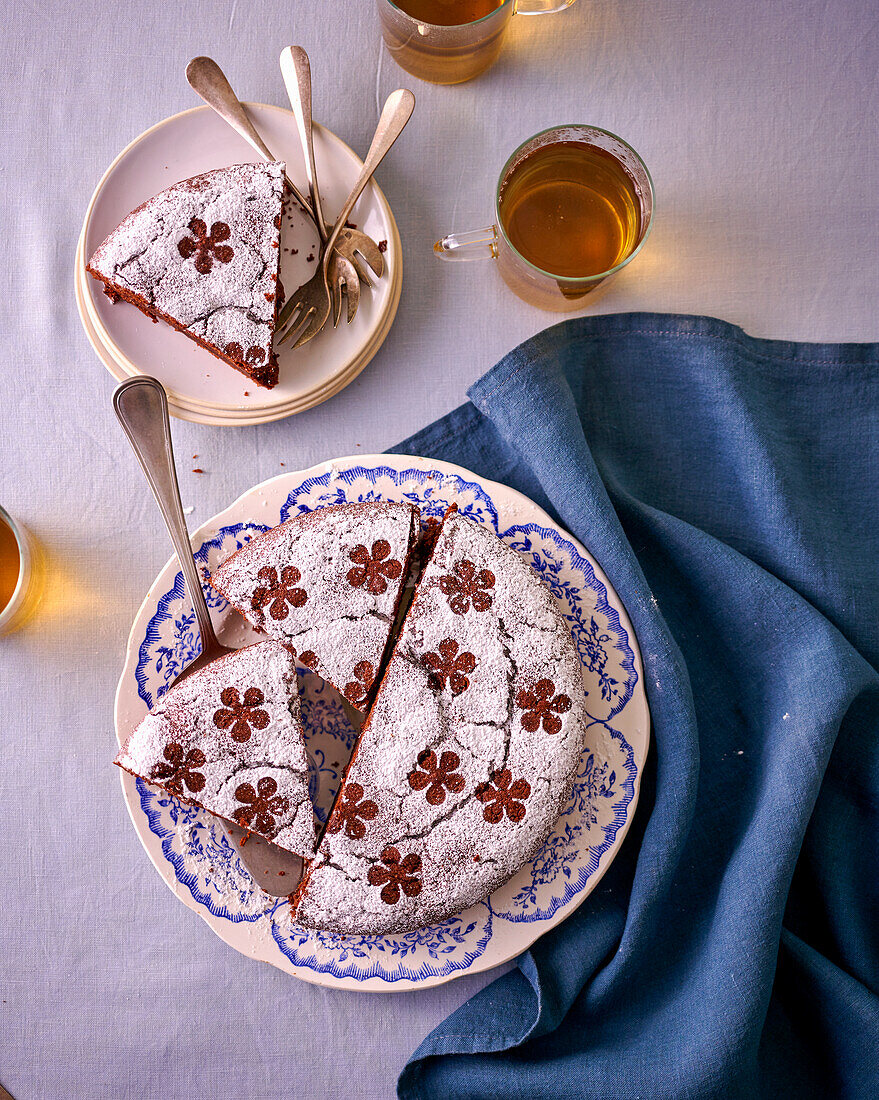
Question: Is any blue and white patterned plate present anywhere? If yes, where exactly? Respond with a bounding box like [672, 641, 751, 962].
[114, 455, 650, 991]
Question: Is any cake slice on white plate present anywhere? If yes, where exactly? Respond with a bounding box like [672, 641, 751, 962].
[86, 162, 285, 389]
[116, 640, 316, 858]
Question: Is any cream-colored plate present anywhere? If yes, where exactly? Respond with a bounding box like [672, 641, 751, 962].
[115, 455, 650, 990]
[76, 104, 402, 425]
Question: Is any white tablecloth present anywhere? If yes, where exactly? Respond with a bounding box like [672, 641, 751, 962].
[2, 1, 877, 1097]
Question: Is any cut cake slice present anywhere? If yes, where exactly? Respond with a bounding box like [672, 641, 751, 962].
[115, 640, 316, 858]
[86, 162, 285, 389]
[210, 502, 420, 712]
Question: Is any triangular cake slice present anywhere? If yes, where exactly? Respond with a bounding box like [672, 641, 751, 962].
[86, 162, 284, 389]
[115, 641, 316, 857]
[290, 510, 587, 934]
[211, 502, 420, 712]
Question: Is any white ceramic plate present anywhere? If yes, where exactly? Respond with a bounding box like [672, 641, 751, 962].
[77, 105, 402, 425]
[114, 455, 650, 990]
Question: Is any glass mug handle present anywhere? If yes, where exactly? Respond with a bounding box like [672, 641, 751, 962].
[514, 0, 577, 13]
[434, 226, 499, 262]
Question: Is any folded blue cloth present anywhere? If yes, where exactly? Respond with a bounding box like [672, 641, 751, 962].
[394, 314, 879, 1099]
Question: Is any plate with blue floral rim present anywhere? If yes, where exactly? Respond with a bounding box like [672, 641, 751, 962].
[114, 454, 650, 991]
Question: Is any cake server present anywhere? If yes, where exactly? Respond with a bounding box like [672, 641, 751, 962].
[185, 56, 384, 289]
[113, 376, 304, 896]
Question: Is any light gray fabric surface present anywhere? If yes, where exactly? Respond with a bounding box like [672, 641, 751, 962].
[1, 1, 877, 1098]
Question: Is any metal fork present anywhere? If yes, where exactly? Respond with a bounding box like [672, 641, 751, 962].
[114, 376, 303, 896]
[277, 88, 415, 348]
[185, 57, 383, 313]
[280, 46, 358, 327]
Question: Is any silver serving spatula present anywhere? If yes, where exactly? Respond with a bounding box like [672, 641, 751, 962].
[113, 376, 304, 896]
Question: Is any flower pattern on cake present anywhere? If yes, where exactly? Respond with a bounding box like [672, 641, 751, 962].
[151, 743, 206, 796]
[421, 639, 477, 696]
[346, 540, 403, 595]
[516, 679, 573, 735]
[475, 770, 531, 824]
[213, 686, 270, 744]
[438, 560, 495, 615]
[251, 565, 308, 621]
[225, 342, 266, 365]
[327, 782, 378, 840]
[343, 661, 375, 707]
[407, 749, 466, 805]
[234, 776, 290, 837]
[367, 847, 423, 905]
[177, 217, 234, 274]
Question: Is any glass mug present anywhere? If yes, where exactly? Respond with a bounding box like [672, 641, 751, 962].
[435, 124, 654, 311]
[377, 0, 578, 85]
[0, 505, 42, 635]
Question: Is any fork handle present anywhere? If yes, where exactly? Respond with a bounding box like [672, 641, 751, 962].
[323, 89, 415, 262]
[280, 46, 329, 245]
[185, 56, 313, 216]
[113, 377, 220, 658]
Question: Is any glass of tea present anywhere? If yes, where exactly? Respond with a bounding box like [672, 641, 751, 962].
[377, 0, 578, 85]
[434, 125, 654, 311]
[0, 505, 41, 635]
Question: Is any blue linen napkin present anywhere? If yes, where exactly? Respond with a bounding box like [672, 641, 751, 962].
[393, 313, 879, 1099]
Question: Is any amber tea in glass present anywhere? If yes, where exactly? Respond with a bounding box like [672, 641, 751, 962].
[0, 512, 19, 615]
[392, 0, 505, 22]
[0, 505, 41, 635]
[499, 142, 641, 279]
[435, 125, 654, 311]
[377, 0, 578, 85]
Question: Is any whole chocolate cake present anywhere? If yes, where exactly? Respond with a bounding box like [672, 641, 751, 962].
[210, 502, 419, 712]
[116, 641, 316, 857]
[86, 162, 284, 388]
[121, 503, 586, 933]
[290, 510, 587, 934]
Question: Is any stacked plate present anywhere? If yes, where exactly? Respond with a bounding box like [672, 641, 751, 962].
[75, 104, 402, 426]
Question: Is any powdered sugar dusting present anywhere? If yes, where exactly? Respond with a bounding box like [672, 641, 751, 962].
[294, 511, 587, 935]
[116, 640, 315, 858]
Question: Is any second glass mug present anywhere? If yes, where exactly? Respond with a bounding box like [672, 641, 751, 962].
[435, 125, 655, 311]
[377, 0, 578, 85]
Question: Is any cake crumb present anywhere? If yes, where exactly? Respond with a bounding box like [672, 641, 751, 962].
[192, 468, 205, 474]
[378, 240, 388, 253]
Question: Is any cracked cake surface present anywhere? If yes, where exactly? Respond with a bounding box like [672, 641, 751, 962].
[116, 640, 315, 858]
[210, 502, 419, 711]
[291, 510, 587, 935]
[86, 162, 284, 388]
